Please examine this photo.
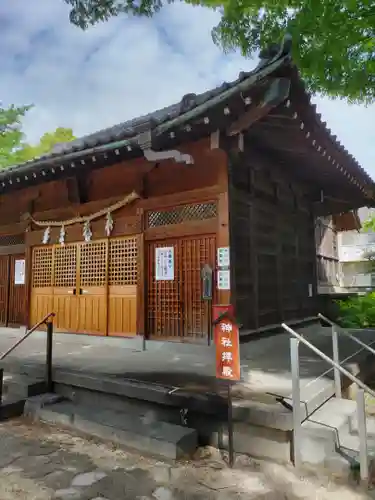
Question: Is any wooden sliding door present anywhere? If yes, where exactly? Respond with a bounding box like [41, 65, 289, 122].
[30, 236, 138, 336]
[147, 234, 215, 342]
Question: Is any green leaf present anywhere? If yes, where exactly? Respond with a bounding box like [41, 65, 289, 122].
[63, 0, 375, 104]
[0, 102, 76, 168]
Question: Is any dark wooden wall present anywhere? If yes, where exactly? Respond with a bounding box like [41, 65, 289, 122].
[228, 144, 318, 332]
[0, 139, 231, 336]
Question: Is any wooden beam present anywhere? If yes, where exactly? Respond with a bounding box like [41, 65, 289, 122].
[227, 78, 291, 136]
[0, 244, 25, 256]
[145, 218, 217, 241]
[136, 208, 146, 337]
[0, 221, 28, 236]
[313, 198, 360, 216]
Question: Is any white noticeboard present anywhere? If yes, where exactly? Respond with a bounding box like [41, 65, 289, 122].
[14, 259, 25, 285]
[217, 247, 230, 268]
[217, 269, 230, 290]
[155, 247, 174, 281]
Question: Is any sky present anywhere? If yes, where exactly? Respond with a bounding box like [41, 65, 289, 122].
[1, 0, 374, 177]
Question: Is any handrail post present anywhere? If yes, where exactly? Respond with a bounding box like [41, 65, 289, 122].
[282, 323, 375, 399]
[319, 312, 375, 358]
[356, 388, 369, 483]
[331, 326, 342, 398]
[0, 368, 3, 404]
[46, 319, 53, 393]
[290, 337, 302, 469]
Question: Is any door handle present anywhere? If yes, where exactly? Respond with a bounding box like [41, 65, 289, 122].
[79, 289, 88, 295]
[68, 289, 76, 295]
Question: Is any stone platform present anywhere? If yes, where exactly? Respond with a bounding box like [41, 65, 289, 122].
[0, 322, 374, 400]
[1, 321, 375, 463]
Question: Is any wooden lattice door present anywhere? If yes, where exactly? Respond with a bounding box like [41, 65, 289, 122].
[0, 255, 9, 326]
[31, 237, 138, 336]
[53, 244, 79, 332]
[147, 240, 182, 339]
[108, 236, 138, 337]
[8, 255, 26, 326]
[30, 247, 54, 328]
[77, 240, 107, 335]
[147, 235, 215, 342]
[181, 236, 216, 338]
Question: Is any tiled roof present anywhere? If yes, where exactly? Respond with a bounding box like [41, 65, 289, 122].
[1, 34, 373, 195]
[2, 37, 292, 177]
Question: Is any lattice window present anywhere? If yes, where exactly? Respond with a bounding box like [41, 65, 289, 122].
[147, 241, 181, 337]
[109, 237, 137, 286]
[32, 247, 53, 287]
[0, 234, 25, 246]
[147, 202, 217, 228]
[147, 236, 215, 339]
[54, 245, 77, 287]
[80, 241, 107, 287]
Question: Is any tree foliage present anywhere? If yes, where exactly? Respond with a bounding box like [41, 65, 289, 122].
[18, 127, 76, 163]
[0, 104, 32, 168]
[64, 0, 375, 104]
[336, 293, 375, 328]
[0, 103, 76, 169]
[362, 217, 375, 233]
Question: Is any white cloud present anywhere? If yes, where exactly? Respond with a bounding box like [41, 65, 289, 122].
[0, 0, 373, 177]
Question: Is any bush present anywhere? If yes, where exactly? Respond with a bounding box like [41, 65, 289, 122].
[336, 292, 375, 328]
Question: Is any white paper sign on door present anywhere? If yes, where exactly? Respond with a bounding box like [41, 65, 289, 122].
[217, 247, 230, 268]
[155, 247, 174, 281]
[14, 259, 25, 285]
[217, 269, 230, 290]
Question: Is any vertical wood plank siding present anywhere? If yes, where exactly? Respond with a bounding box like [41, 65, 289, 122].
[228, 146, 317, 331]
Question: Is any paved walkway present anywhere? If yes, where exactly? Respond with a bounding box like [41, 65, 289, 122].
[0, 419, 372, 499]
[0, 324, 374, 397]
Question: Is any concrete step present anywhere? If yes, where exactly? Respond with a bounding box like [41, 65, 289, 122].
[303, 397, 356, 437]
[0, 394, 26, 420]
[231, 377, 336, 432]
[3, 372, 47, 399]
[348, 412, 375, 438]
[299, 396, 375, 473]
[25, 396, 198, 461]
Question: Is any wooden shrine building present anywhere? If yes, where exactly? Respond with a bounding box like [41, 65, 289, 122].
[0, 36, 373, 342]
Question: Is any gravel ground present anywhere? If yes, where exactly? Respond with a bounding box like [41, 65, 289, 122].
[0, 419, 373, 499]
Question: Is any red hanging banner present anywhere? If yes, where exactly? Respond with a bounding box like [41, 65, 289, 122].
[214, 313, 241, 381]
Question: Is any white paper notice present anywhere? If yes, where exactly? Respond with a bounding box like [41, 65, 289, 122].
[217, 247, 230, 268]
[155, 247, 174, 281]
[217, 269, 230, 290]
[14, 259, 25, 285]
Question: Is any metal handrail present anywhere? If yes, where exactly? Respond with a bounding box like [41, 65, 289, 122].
[0, 312, 55, 361]
[318, 313, 375, 357]
[282, 322, 375, 399]
[282, 321, 372, 482]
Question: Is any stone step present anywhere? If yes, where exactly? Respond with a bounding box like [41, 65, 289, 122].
[231, 377, 335, 432]
[348, 412, 375, 438]
[0, 394, 26, 420]
[299, 396, 375, 471]
[3, 372, 47, 399]
[25, 396, 198, 461]
[302, 397, 356, 437]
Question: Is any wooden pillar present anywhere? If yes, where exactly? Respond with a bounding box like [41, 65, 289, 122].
[249, 168, 259, 330]
[217, 136, 244, 312]
[274, 183, 284, 322]
[309, 207, 319, 313]
[136, 207, 146, 336]
[226, 148, 239, 311]
[215, 149, 231, 306]
[24, 230, 33, 330]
